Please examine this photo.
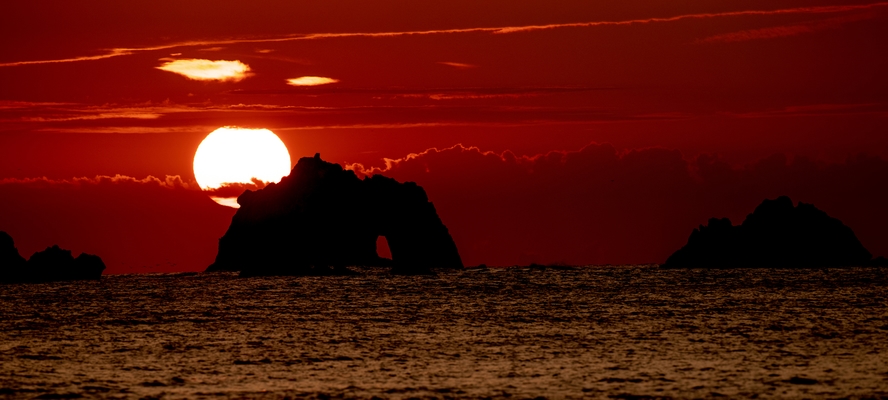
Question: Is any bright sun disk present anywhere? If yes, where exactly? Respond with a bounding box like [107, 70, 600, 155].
[193, 127, 291, 207]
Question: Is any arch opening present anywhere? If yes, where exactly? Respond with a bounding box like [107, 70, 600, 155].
[376, 235, 392, 260]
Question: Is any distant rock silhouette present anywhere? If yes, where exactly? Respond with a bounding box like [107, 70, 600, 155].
[0, 231, 27, 272]
[662, 196, 876, 268]
[207, 154, 463, 276]
[0, 232, 105, 283]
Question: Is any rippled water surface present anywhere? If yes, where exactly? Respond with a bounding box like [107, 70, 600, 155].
[1, 267, 888, 399]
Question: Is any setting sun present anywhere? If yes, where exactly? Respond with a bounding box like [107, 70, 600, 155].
[193, 127, 291, 207]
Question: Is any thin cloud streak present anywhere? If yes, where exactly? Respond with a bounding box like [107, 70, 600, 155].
[228, 86, 610, 96]
[726, 103, 888, 118]
[22, 113, 162, 122]
[0, 101, 77, 110]
[698, 13, 876, 43]
[274, 115, 688, 131]
[0, 174, 197, 190]
[35, 126, 215, 134]
[2, 2, 886, 67]
[491, 3, 888, 34]
[438, 62, 477, 69]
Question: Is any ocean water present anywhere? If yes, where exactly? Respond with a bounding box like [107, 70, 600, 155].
[1, 267, 887, 399]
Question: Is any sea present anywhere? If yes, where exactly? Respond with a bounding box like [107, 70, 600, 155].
[1, 266, 887, 399]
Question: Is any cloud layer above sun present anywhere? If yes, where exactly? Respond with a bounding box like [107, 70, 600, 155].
[156, 59, 251, 81]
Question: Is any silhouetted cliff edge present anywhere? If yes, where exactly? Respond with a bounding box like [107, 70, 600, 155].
[662, 196, 877, 269]
[207, 154, 463, 276]
[0, 231, 105, 283]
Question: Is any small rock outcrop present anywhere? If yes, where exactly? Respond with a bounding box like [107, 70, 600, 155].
[662, 196, 876, 268]
[207, 154, 463, 275]
[1, 231, 27, 272]
[0, 232, 106, 283]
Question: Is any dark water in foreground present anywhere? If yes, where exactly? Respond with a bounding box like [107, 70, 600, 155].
[1, 267, 887, 399]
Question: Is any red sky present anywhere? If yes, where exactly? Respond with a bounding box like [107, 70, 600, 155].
[1, 1, 887, 272]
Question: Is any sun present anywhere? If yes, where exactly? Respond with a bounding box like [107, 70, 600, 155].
[193, 127, 291, 208]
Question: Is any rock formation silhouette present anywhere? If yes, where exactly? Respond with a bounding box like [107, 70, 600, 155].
[0, 231, 105, 283]
[662, 196, 876, 268]
[0, 231, 26, 272]
[207, 154, 463, 276]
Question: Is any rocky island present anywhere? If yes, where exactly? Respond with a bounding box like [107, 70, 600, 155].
[662, 196, 877, 269]
[0, 231, 105, 283]
[207, 154, 463, 276]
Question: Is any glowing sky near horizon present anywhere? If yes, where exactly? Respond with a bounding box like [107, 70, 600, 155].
[1, 0, 887, 273]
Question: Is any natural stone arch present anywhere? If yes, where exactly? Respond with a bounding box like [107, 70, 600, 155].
[207, 154, 462, 275]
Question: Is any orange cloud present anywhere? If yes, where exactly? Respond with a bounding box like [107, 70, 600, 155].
[286, 76, 339, 86]
[156, 59, 251, 82]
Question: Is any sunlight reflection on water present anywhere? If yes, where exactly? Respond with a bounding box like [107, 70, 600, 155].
[1, 267, 887, 398]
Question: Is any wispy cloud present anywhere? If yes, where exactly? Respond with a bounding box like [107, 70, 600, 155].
[702, 25, 819, 43]
[699, 13, 876, 43]
[0, 174, 197, 190]
[438, 62, 477, 69]
[0, 101, 76, 110]
[0, 49, 136, 67]
[395, 92, 543, 100]
[156, 59, 251, 82]
[0, 102, 212, 124]
[286, 76, 339, 86]
[2, 2, 885, 68]
[0, 101, 400, 126]
[36, 126, 214, 134]
[22, 112, 162, 122]
[726, 103, 888, 118]
[228, 86, 608, 96]
[274, 115, 684, 132]
[492, 3, 888, 34]
[277, 122, 488, 131]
